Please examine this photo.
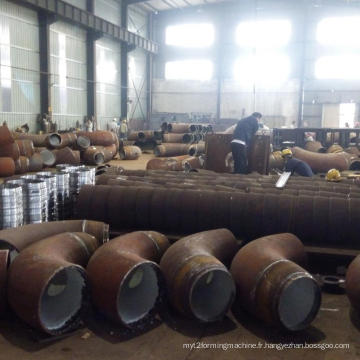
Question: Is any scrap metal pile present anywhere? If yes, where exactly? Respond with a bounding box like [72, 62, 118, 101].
[76, 169, 360, 248]
[1, 222, 360, 340]
[0, 125, 120, 176]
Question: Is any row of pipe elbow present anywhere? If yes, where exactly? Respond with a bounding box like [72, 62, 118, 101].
[2, 223, 324, 335]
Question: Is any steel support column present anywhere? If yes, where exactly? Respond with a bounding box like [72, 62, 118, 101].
[121, 1, 129, 120]
[146, 12, 153, 129]
[86, 0, 97, 119]
[38, 11, 53, 117]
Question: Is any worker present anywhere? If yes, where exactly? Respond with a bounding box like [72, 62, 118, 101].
[231, 112, 261, 174]
[108, 118, 119, 133]
[326, 168, 341, 182]
[281, 148, 314, 177]
[120, 118, 128, 140]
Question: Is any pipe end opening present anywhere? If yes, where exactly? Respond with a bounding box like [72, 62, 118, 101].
[40, 266, 86, 334]
[278, 275, 321, 331]
[117, 263, 160, 326]
[190, 269, 235, 322]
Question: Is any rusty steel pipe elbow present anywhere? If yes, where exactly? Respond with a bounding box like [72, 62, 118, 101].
[345, 256, 360, 313]
[0, 220, 109, 262]
[292, 147, 358, 172]
[7, 232, 99, 335]
[230, 233, 321, 331]
[87, 231, 170, 327]
[160, 229, 239, 322]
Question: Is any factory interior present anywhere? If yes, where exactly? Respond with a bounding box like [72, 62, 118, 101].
[1, 0, 360, 359]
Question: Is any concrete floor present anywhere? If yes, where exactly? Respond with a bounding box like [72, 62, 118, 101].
[0, 293, 359, 360]
[1, 153, 360, 359]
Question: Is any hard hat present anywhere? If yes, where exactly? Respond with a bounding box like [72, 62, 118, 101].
[281, 148, 293, 157]
[326, 168, 341, 182]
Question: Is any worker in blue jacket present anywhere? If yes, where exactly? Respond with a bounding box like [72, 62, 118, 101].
[231, 112, 261, 174]
[281, 148, 314, 177]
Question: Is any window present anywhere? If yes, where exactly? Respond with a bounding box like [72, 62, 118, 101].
[340, 103, 356, 128]
[317, 17, 360, 47]
[165, 23, 214, 48]
[315, 55, 360, 79]
[165, 60, 213, 81]
[234, 53, 290, 85]
[236, 20, 291, 48]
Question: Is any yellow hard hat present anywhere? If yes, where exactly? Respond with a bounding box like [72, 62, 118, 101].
[326, 168, 341, 182]
[281, 148, 293, 157]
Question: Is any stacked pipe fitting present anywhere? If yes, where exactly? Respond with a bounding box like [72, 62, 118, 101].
[87, 231, 170, 327]
[160, 229, 239, 322]
[230, 233, 321, 331]
[7, 232, 99, 335]
[78, 170, 360, 248]
[0, 184, 23, 229]
[37, 172, 58, 221]
[55, 171, 71, 220]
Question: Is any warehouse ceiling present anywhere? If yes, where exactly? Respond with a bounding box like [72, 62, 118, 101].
[132, 0, 234, 13]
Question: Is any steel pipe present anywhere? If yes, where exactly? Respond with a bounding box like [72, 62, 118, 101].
[138, 130, 162, 141]
[304, 141, 326, 153]
[0, 126, 14, 145]
[28, 153, 44, 172]
[14, 156, 29, 175]
[0, 142, 20, 160]
[14, 133, 61, 148]
[189, 142, 205, 156]
[75, 135, 91, 151]
[154, 143, 191, 157]
[0, 158, 15, 177]
[54, 147, 81, 165]
[76, 131, 117, 147]
[83, 146, 105, 165]
[292, 147, 359, 172]
[0, 220, 109, 262]
[8, 232, 98, 335]
[326, 144, 344, 154]
[77, 185, 360, 248]
[167, 123, 193, 133]
[162, 133, 186, 143]
[40, 149, 57, 167]
[87, 231, 170, 327]
[160, 229, 239, 322]
[146, 155, 190, 171]
[16, 139, 34, 157]
[120, 146, 142, 160]
[0, 249, 8, 313]
[230, 233, 321, 331]
[346, 255, 360, 313]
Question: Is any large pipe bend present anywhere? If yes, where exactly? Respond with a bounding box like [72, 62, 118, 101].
[0, 220, 109, 261]
[292, 147, 359, 172]
[87, 231, 170, 327]
[230, 233, 321, 331]
[345, 255, 360, 313]
[160, 229, 240, 322]
[7, 232, 99, 335]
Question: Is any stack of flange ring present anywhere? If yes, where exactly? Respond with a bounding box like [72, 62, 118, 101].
[55, 164, 95, 217]
[24, 178, 48, 223]
[0, 183, 23, 229]
[55, 171, 70, 220]
[37, 172, 58, 221]
[7, 178, 47, 224]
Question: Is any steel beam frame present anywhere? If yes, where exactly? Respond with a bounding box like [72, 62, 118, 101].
[10, 0, 158, 54]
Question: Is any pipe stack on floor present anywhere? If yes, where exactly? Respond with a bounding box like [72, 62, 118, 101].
[76, 170, 360, 248]
[0, 128, 120, 173]
[155, 122, 210, 158]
